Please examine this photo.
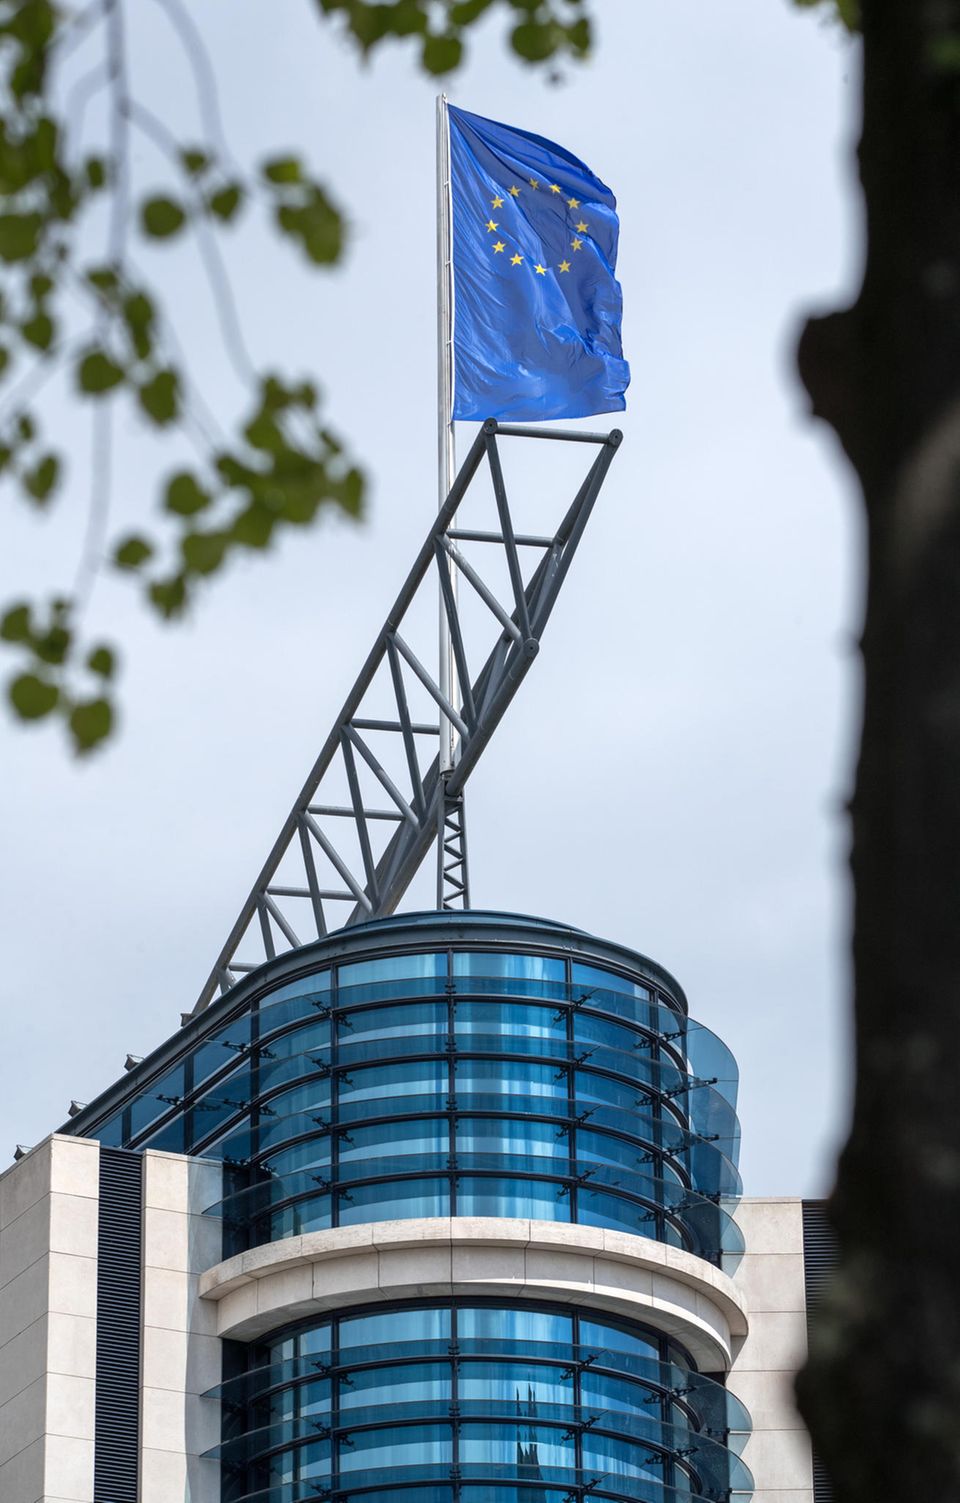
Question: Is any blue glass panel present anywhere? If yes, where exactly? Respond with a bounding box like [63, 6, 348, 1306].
[456, 1060, 566, 1099]
[338, 1177, 448, 1225]
[340, 1362, 451, 1409]
[578, 1189, 660, 1242]
[262, 970, 332, 1007]
[571, 961, 651, 1000]
[340, 1309, 451, 1350]
[459, 1362, 571, 1405]
[457, 1177, 569, 1222]
[460, 1422, 574, 1468]
[582, 1430, 665, 1480]
[456, 1118, 567, 1161]
[453, 952, 565, 982]
[579, 1317, 658, 1358]
[260, 1137, 332, 1176]
[129, 1064, 185, 1137]
[573, 1013, 649, 1055]
[339, 1061, 446, 1105]
[339, 1119, 447, 1163]
[455, 1001, 564, 1038]
[338, 1002, 446, 1042]
[94, 1112, 125, 1148]
[338, 953, 446, 989]
[457, 1308, 572, 1344]
[339, 1422, 452, 1470]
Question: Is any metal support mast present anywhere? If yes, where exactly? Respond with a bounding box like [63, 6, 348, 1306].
[436, 93, 466, 910]
[186, 421, 622, 1019]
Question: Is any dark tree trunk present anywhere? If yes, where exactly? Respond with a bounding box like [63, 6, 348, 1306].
[794, 2, 960, 1497]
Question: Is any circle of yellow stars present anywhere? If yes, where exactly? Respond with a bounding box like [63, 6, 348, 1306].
[481, 181, 589, 278]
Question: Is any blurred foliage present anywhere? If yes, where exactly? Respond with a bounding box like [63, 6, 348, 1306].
[0, 0, 592, 754]
[791, 0, 860, 33]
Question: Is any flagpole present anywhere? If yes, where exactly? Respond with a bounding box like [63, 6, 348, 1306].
[436, 94, 458, 777]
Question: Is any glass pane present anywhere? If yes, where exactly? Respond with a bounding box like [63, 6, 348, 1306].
[457, 1178, 569, 1222]
[339, 954, 446, 989]
[457, 1118, 567, 1161]
[455, 1001, 564, 1038]
[338, 1423, 451, 1471]
[129, 1064, 185, 1136]
[340, 1362, 451, 1409]
[339, 1307, 451, 1348]
[338, 1002, 446, 1042]
[579, 1317, 659, 1358]
[339, 1119, 447, 1163]
[571, 961, 650, 1000]
[453, 952, 565, 982]
[339, 1061, 446, 1106]
[460, 1422, 573, 1469]
[459, 1361, 571, 1406]
[338, 1177, 448, 1225]
[458, 1308, 572, 1345]
[456, 1060, 565, 1099]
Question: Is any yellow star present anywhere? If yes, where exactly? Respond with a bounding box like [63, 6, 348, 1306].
[510, 253, 523, 265]
[549, 183, 562, 194]
[571, 237, 583, 251]
[492, 240, 505, 253]
[508, 185, 521, 196]
[534, 263, 547, 275]
[567, 197, 580, 209]
[485, 219, 498, 232]
[528, 178, 539, 189]
[491, 195, 504, 208]
[576, 220, 589, 233]
[558, 259, 571, 273]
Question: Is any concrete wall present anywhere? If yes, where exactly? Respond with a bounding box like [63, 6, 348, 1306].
[730, 1197, 814, 1503]
[140, 1150, 222, 1503]
[0, 1135, 100, 1503]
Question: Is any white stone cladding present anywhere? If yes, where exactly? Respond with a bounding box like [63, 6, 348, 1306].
[0, 1134, 100, 1503]
[200, 1217, 748, 1367]
[729, 1197, 814, 1503]
[140, 1150, 222, 1503]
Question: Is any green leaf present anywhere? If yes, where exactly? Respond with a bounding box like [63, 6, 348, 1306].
[148, 575, 187, 617]
[77, 349, 124, 394]
[22, 452, 59, 502]
[0, 603, 31, 642]
[68, 696, 112, 752]
[29, 273, 53, 299]
[165, 471, 212, 516]
[141, 195, 187, 238]
[137, 368, 179, 426]
[33, 623, 69, 664]
[276, 192, 343, 265]
[263, 156, 303, 185]
[86, 265, 119, 294]
[422, 32, 463, 73]
[181, 530, 228, 575]
[0, 213, 42, 263]
[86, 645, 115, 679]
[0, 346, 11, 380]
[113, 534, 154, 569]
[85, 155, 107, 189]
[21, 311, 53, 350]
[208, 183, 244, 222]
[9, 672, 58, 720]
[180, 147, 212, 176]
[511, 21, 558, 62]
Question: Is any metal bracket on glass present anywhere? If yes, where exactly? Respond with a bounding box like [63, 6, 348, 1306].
[187, 420, 622, 1018]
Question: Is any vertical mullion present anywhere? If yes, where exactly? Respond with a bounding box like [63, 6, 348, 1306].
[448, 955, 458, 1216]
[332, 966, 341, 1230]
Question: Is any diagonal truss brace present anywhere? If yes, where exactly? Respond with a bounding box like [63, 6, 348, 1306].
[188, 419, 622, 1018]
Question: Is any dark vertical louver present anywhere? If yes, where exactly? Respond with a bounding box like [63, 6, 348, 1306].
[94, 1148, 143, 1503]
[802, 1199, 838, 1503]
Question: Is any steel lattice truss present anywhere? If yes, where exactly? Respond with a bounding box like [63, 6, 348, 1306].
[188, 420, 622, 1017]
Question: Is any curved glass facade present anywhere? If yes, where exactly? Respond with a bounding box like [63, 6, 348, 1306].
[62, 911, 750, 1503]
[76, 918, 743, 1269]
[209, 1301, 753, 1503]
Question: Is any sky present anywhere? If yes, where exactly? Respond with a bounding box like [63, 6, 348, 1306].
[0, 0, 863, 1197]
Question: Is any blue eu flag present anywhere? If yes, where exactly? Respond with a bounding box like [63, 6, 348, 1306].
[449, 104, 629, 423]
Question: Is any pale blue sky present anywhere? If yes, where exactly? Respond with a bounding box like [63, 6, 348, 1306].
[1, 0, 861, 1195]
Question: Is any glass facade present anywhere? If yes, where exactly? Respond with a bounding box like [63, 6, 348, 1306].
[210, 1301, 753, 1503]
[62, 911, 750, 1503]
